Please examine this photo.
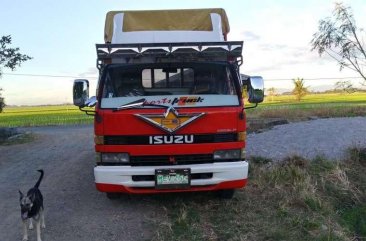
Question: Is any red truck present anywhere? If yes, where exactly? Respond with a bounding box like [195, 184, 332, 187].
[73, 8, 264, 199]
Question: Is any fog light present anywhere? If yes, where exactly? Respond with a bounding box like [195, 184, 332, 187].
[95, 152, 101, 163]
[214, 149, 241, 160]
[241, 148, 246, 159]
[101, 153, 130, 163]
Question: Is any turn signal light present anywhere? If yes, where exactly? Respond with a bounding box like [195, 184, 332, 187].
[94, 135, 104, 145]
[237, 131, 246, 141]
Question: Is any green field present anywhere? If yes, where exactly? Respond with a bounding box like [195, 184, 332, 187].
[0, 105, 93, 127]
[0, 92, 365, 127]
[247, 92, 366, 120]
[261, 92, 366, 108]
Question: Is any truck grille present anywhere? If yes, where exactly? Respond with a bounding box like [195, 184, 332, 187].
[104, 133, 237, 145]
[130, 154, 213, 166]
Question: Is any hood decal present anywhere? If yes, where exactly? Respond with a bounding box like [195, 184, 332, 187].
[135, 107, 205, 133]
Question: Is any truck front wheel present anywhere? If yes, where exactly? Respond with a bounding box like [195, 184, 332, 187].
[217, 189, 235, 199]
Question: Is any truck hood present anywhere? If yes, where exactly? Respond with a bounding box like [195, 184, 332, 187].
[96, 106, 243, 136]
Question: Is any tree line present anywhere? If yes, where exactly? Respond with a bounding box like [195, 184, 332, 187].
[266, 78, 361, 102]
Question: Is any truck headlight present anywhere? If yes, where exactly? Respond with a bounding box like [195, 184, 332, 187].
[101, 153, 130, 163]
[213, 149, 241, 160]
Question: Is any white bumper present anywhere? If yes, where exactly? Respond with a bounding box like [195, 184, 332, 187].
[94, 161, 248, 187]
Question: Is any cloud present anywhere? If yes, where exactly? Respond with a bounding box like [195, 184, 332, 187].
[257, 44, 287, 51]
[242, 31, 261, 41]
[78, 67, 98, 78]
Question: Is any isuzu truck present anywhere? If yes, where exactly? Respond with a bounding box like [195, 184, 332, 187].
[73, 8, 264, 199]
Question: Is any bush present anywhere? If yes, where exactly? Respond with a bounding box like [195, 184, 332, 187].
[0, 91, 5, 113]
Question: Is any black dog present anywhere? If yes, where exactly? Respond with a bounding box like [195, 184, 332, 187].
[19, 169, 45, 241]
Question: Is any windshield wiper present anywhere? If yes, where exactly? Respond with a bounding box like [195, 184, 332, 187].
[113, 98, 169, 111]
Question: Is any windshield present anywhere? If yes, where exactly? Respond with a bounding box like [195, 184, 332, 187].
[100, 62, 240, 108]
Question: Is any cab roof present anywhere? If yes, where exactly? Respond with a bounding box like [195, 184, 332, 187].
[104, 8, 230, 43]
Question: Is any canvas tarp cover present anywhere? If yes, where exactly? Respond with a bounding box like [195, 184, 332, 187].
[104, 8, 230, 43]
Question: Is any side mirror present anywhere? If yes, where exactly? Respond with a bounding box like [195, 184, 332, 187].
[73, 79, 89, 107]
[247, 76, 264, 104]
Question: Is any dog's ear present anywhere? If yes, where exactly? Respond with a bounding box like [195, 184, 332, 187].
[19, 190, 24, 200]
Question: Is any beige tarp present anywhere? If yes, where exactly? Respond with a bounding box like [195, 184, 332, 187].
[104, 8, 230, 43]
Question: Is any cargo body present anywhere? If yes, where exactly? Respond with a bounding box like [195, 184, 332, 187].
[73, 8, 264, 198]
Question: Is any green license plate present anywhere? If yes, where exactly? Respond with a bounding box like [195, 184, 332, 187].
[155, 168, 191, 189]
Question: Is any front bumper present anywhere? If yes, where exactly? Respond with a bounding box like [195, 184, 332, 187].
[94, 160, 248, 194]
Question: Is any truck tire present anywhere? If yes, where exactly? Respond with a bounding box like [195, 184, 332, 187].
[217, 189, 235, 199]
[106, 192, 120, 200]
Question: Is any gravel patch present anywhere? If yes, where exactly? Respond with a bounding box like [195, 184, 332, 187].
[0, 127, 20, 141]
[246, 117, 366, 161]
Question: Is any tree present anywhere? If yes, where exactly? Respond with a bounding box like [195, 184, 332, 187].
[311, 2, 366, 86]
[334, 80, 355, 94]
[0, 88, 4, 112]
[292, 78, 309, 101]
[0, 35, 32, 112]
[267, 87, 277, 102]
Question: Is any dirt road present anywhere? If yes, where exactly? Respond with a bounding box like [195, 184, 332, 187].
[0, 125, 160, 241]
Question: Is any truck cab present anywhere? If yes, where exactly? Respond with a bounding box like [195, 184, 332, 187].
[73, 9, 264, 199]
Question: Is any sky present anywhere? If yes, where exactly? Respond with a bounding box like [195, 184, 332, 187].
[0, 0, 365, 106]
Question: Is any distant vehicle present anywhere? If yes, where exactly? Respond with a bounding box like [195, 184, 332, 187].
[73, 8, 264, 199]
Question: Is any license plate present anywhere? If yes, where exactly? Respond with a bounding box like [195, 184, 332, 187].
[155, 168, 191, 189]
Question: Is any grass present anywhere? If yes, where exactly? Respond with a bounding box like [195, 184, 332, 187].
[247, 92, 366, 121]
[0, 92, 365, 127]
[262, 92, 366, 107]
[245, 92, 366, 132]
[149, 148, 366, 241]
[0, 105, 93, 127]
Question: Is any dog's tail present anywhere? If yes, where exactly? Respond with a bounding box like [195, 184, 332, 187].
[34, 169, 44, 188]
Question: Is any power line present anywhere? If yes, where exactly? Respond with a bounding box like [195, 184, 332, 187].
[2, 72, 365, 81]
[265, 76, 365, 81]
[2, 73, 97, 79]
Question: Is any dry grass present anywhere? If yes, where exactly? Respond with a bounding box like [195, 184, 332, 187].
[149, 151, 366, 241]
